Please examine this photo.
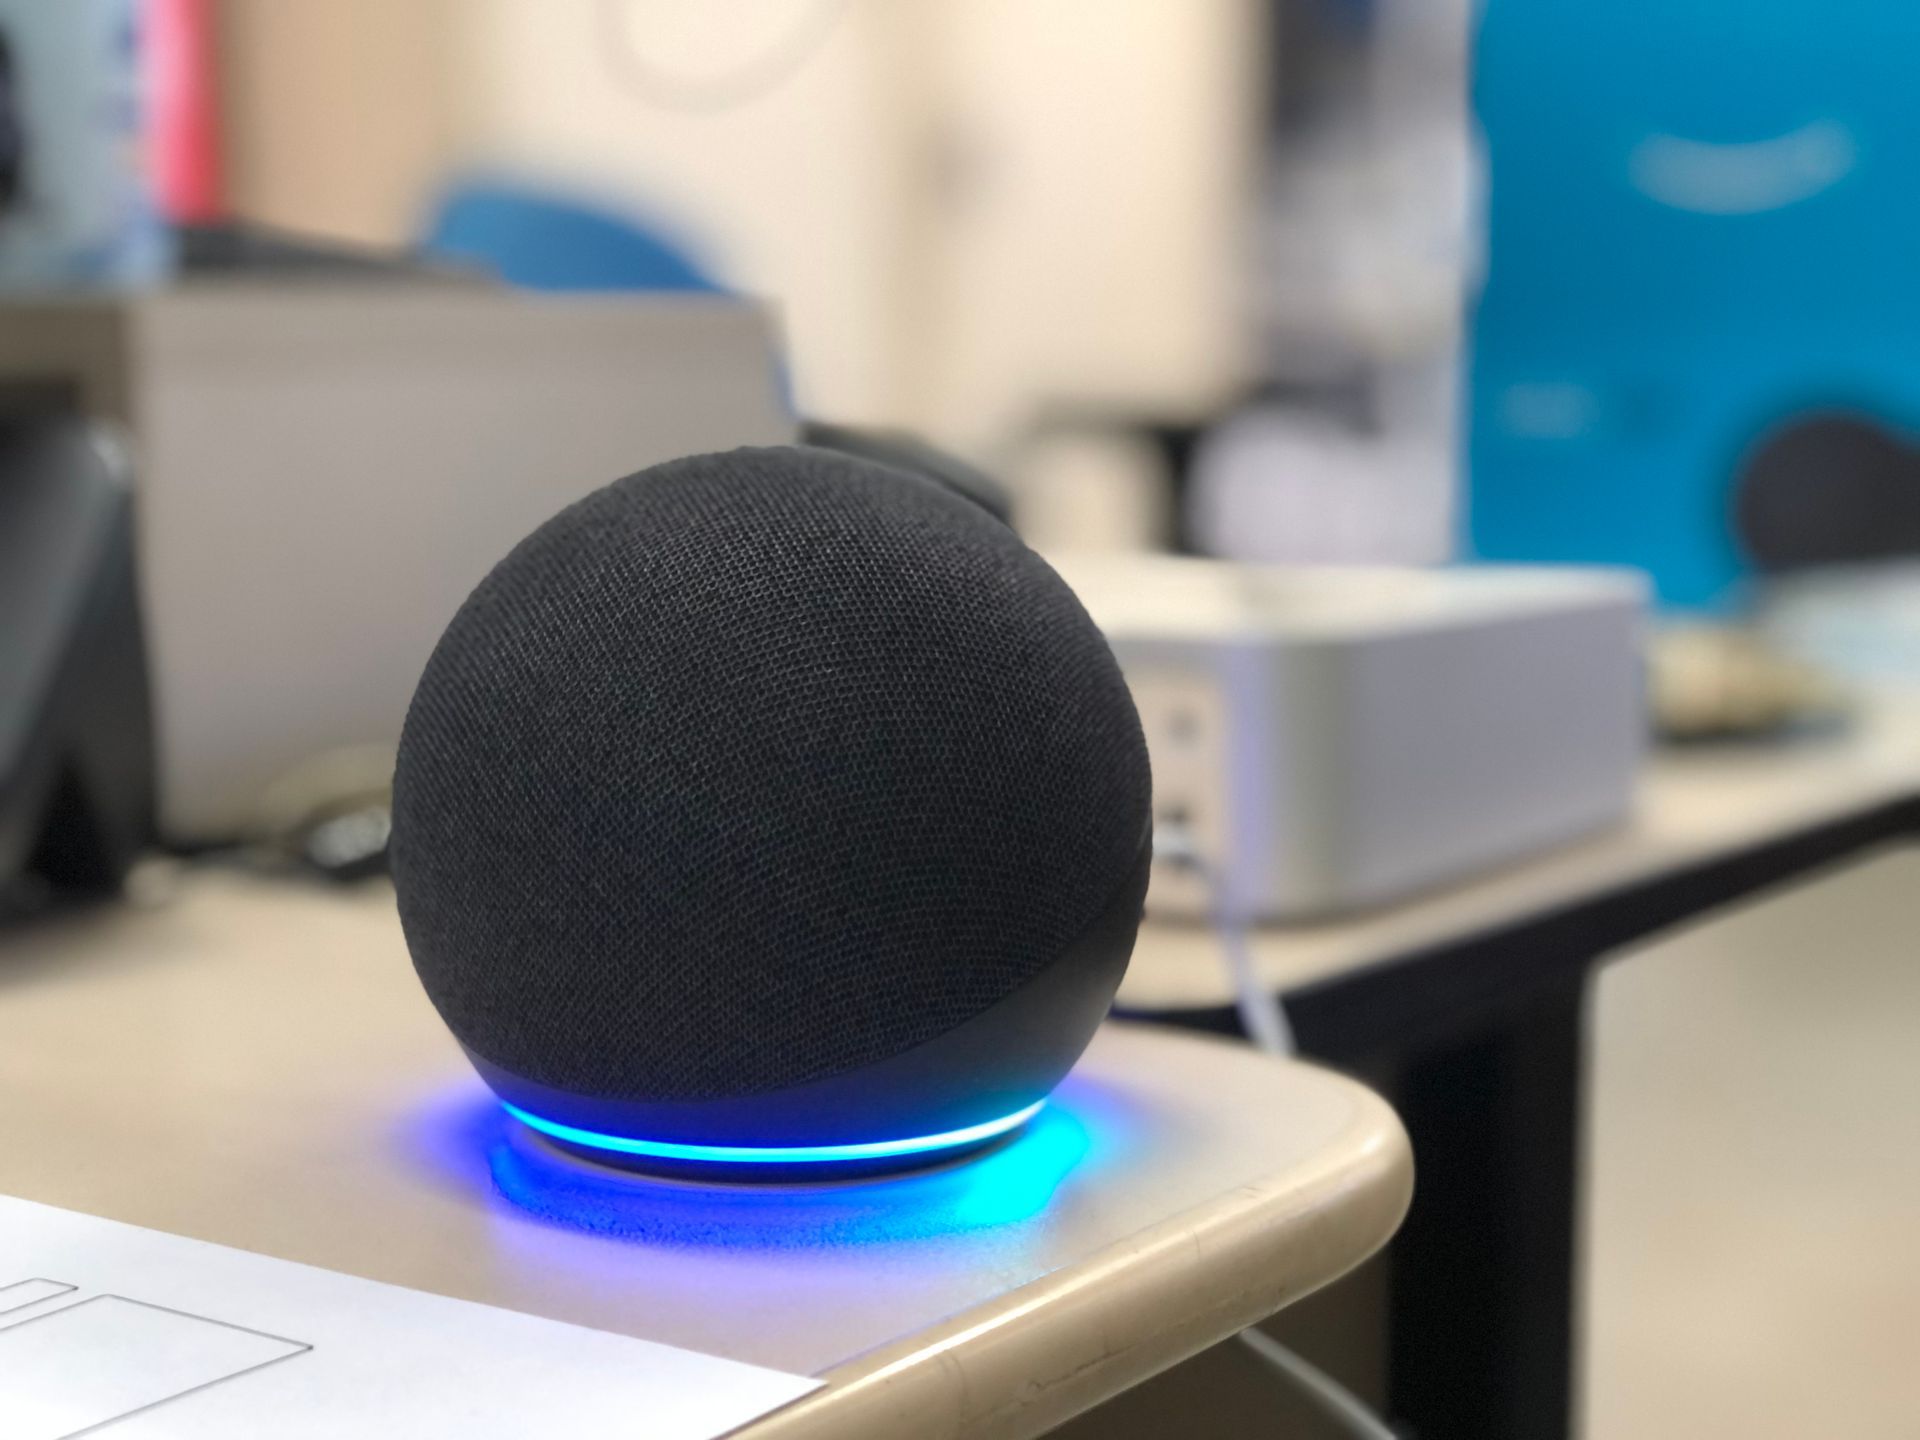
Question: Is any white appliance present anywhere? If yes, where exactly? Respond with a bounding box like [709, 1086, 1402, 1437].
[1054, 555, 1647, 920]
[0, 282, 792, 839]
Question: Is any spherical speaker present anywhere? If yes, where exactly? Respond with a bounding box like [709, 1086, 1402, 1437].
[392, 446, 1152, 1177]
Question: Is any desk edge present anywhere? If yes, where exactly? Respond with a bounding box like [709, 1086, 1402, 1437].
[739, 1073, 1413, 1440]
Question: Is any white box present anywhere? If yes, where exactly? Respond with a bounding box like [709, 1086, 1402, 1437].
[1054, 556, 1647, 920]
[0, 283, 792, 839]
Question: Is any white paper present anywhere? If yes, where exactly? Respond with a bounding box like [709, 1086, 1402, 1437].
[0, 1295, 309, 1440]
[0, 1196, 819, 1440]
[0, 1279, 75, 1315]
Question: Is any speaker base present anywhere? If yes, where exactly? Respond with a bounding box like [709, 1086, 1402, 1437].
[501, 1098, 1044, 1182]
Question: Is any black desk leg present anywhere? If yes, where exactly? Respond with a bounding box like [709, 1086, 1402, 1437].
[1384, 977, 1588, 1440]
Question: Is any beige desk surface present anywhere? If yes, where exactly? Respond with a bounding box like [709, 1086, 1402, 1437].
[0, 870, 1410, 1440]
[1120, 703, 1920, 1012]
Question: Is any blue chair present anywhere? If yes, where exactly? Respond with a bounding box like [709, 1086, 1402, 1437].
[423, 179, 724, 294]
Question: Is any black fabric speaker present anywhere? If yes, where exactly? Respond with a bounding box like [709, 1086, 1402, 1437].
[1735, 410, 1920, 573]
[392, 445, 1151, 1175]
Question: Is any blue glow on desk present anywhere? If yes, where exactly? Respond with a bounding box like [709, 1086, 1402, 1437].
[436, 1087, 1100, 1246]
[500, 1099, 1045, 1168]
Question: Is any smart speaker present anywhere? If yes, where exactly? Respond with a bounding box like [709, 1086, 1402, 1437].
[391, 446, 1151, 1177]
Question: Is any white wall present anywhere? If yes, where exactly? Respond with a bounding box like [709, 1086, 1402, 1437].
[220, 0, 1263, 451]
[909, 0, 1262, 453]
[453, 0, 920, 426]
[455, 0, 1261, 445]
[220, 0, 464, 247]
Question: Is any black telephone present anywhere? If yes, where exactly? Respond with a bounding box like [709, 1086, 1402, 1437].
[1, 418, 153, 912]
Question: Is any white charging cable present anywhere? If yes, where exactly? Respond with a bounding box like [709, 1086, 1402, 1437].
[1235, 1325, 1402, 1440]
[1151, 823, 1396, 1440]
[1150, 824, 1295, 1056]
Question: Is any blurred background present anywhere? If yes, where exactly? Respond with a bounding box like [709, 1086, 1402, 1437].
[4, 1, 1918, 1435]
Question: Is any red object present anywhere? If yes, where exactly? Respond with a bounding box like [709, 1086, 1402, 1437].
[148, 0, 224, 222]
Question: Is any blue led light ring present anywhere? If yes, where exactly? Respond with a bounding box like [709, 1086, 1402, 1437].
[502, 1099, 1046, 1165]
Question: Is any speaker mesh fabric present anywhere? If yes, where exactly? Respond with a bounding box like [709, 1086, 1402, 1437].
[392, 446, 1150, 1103]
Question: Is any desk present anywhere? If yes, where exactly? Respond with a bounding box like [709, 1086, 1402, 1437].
[1118, 705, 1920, 1440]
[0, 870, 1410, 1440]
